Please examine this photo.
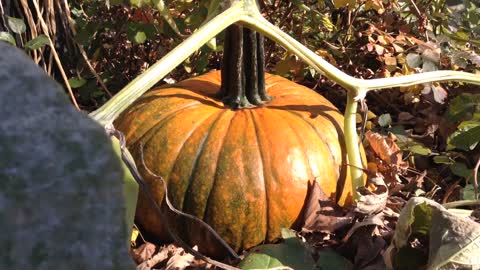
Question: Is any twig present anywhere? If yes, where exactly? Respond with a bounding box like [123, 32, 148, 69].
[106, 127, 241, 270]
[473, 157, 480, 200]
[0, 0, 8, 31]
[31, 0, 80, 109]
[443, 200, 480, 209]
[61, 0, 112, 97]
[19, 0, 39, 62]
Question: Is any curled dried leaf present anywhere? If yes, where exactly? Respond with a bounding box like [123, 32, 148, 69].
[302, 181, 353, 233]
[365, 131, 404, 166]
[355, 176, 388, 215]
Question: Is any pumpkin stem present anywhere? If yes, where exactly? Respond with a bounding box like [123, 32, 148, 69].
[219, 25, 271, 109]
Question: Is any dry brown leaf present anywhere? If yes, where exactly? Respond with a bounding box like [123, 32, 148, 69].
[131, 242, 158, 265]
[365, 131, 403, 166]
[165, 246, 196, 270]
[302, 181, 353, 233]
[355, 176, 388, 215]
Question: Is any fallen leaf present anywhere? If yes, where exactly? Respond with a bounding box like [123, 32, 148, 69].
[340, 226, 386, 270]
[365, 131, 403, 166]
[355, 176, 388, 215]
[165, 246, 196, 270]
[302, 181, 353, 233]
[428, 209, 480, 269]
[131, 242, 158, 265]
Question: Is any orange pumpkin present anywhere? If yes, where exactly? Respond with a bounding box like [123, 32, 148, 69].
[115, 70, 358, 256]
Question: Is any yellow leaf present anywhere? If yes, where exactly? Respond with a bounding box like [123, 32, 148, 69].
[131, 226, 139, 245]
[333, 0, 357, 9]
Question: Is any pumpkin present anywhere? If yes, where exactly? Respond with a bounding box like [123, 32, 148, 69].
[114, 69, 357, 256]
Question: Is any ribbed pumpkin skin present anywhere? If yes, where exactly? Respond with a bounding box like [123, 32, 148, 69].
[115, 70, 355, 256]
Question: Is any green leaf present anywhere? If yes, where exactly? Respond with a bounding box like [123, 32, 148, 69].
[133, 31, 147, 44]
[0, 31, 16, 46]
[238, 229, 316, 269]
[444, 93, 476, 123]
[68, 77, 87, 88]
[461, 184, 479, 200]
[194, 51, 209, 73]
[406, 53, 422, 68]
[450, 162, 472, 178]
[25, 35, 50, 50]
[378, 113, 392, 127]
[433, 155, 454, 165]
[408, 144, 432, 156]
[391, 198, 444, 250]
[316, 250, 353, 270]
[449, 125, 480, 151]
[7, 16, 26, 34]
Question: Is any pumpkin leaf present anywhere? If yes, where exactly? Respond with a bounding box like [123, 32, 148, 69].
[316, 250, 353, 270]
[0, 31, 16, 46]
[444, 93, 477, 123]
[238, 230, 316, 269]
[386, 197, 480, 270]
[408, 144, 432, 156]
[428, 208, 480, 269]
[450, 162, 472, 178]
[24, 34, 50, 50]
[7, 16, 26, 34]
[449, 124, 480, 151]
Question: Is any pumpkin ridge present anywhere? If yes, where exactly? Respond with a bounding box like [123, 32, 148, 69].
[247, 109, 269, 244]
[141, 105, 219, 187]
[166, 109, 224, 211]
[273, 110, 316, 180]
[283, 110, 339, 179]
[128, 102, 203, 146]
[181, 110, 229, 214]
[249, 109, 287, 241]
[202, 110, 236, 222]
